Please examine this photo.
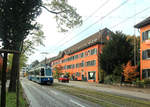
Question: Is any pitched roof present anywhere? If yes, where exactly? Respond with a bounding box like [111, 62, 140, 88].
[63, 28, 112, 54]
[48, 28, 113, 62]
[134, 16, 150, 28]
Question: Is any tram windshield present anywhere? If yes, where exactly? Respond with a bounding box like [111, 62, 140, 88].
[45, 68, 52, 76]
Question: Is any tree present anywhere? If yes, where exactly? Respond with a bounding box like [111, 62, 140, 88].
[100, 31, 133, 75]
[0, 0, 42, 95]
[22, 23, 45, 55]
[53, 65, 63, 79]
[0, 0, 82, 106]
[126, 35, 140, 65]
[3, 0, 82, 92]
[122, 61, 139, 82]
[9, 23, 44, 92]
[43, 0, 82, 32]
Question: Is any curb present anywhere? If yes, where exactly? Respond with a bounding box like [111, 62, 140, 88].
[20, 82, 31, 107]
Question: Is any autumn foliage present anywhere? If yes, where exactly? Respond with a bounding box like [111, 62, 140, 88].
[122, 61, 139, 82]
[53, 65, 63, 79]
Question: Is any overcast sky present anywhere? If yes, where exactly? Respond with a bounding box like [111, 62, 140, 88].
[27, 0, 150, 64]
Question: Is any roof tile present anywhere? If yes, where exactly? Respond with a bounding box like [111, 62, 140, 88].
[134, 16, 150, 28]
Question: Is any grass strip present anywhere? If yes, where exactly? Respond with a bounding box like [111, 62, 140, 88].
[5, 84, 28, 107]
[51, 83, 150, 107]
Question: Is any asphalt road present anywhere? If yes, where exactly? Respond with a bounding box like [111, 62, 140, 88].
[21, 78, 99, 107]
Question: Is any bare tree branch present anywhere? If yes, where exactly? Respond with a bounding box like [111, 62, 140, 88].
[41, 5, 68, 14]
[22, 41, 32, 54]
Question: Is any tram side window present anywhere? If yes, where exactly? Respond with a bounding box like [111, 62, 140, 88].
[41, 68, 45, 76]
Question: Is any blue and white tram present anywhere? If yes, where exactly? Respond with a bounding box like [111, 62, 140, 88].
[28, 66, 53, 84]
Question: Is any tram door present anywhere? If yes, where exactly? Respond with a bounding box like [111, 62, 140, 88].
[40, 68, 45, 76]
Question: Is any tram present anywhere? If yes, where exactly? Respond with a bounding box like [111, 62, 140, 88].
[28, 66, 53, 84]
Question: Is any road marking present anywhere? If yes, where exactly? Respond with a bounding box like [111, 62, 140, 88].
[50, 90, 58, 95]
[70, 100, 85, 107]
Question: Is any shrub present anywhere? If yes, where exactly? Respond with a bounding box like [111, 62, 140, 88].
[144, 79, 150, 85]
[113, 66, 122, 76]
[112, 75, 121, 83]
[99, 69, 105, 83]
[122, 61, 138, 82]
[136, 80, 144, 88]
[104, 75, 113, 84]
[112, 66, 123, 83]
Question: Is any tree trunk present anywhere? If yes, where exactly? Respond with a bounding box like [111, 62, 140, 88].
[16, 53, 20, 107]
[8, 54, 19, 92]
[1, 52, 8, 107]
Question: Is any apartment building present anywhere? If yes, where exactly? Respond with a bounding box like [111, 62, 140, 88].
[49, 28, 112, 83]
[135, 16, 150, 80]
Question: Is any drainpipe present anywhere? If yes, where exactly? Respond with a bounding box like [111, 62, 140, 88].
[137, 28, 142, 80]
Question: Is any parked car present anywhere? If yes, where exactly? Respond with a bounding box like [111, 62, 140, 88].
[58, 75, 69, 83]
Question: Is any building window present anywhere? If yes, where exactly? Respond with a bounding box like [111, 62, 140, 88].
[76, 63, 79, 68]
[142, 49, 150, 60]
[67, 65, 69, 69]
[81, 60, 84, 67]
[142, 30, 150, 41]
[67, 65, 72, 69]
[64, 65, 66, 70]
[80, 52, 84, 58]
[75, 55, 78, 59]
[72, 64, 75, 69]
[91, 48, 97, 55]
[85, 51, 88, 57]
[91, 60, 96, 66]
[86, 61, 91, 66]
[72, 56, 74, 60]
[142, 69, 150, 79]
[88, 50, 90, 56]
[62, 59, 64, 63]
[88, 71, 96, 80]
[86, 60, 96, 66]
[76, 72, 80, 77]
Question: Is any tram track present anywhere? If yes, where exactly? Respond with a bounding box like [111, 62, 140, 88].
[50, 83, 150, 107]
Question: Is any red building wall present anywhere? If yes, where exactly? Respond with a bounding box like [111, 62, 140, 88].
[140, 25, 150, 80]
[51, 44, 103, 83]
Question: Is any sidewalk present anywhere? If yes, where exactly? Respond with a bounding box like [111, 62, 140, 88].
[55, 79, 150, 101]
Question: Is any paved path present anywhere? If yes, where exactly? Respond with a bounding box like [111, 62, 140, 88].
[21, 78, 100, 107]
[55, 79, 150, 101]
